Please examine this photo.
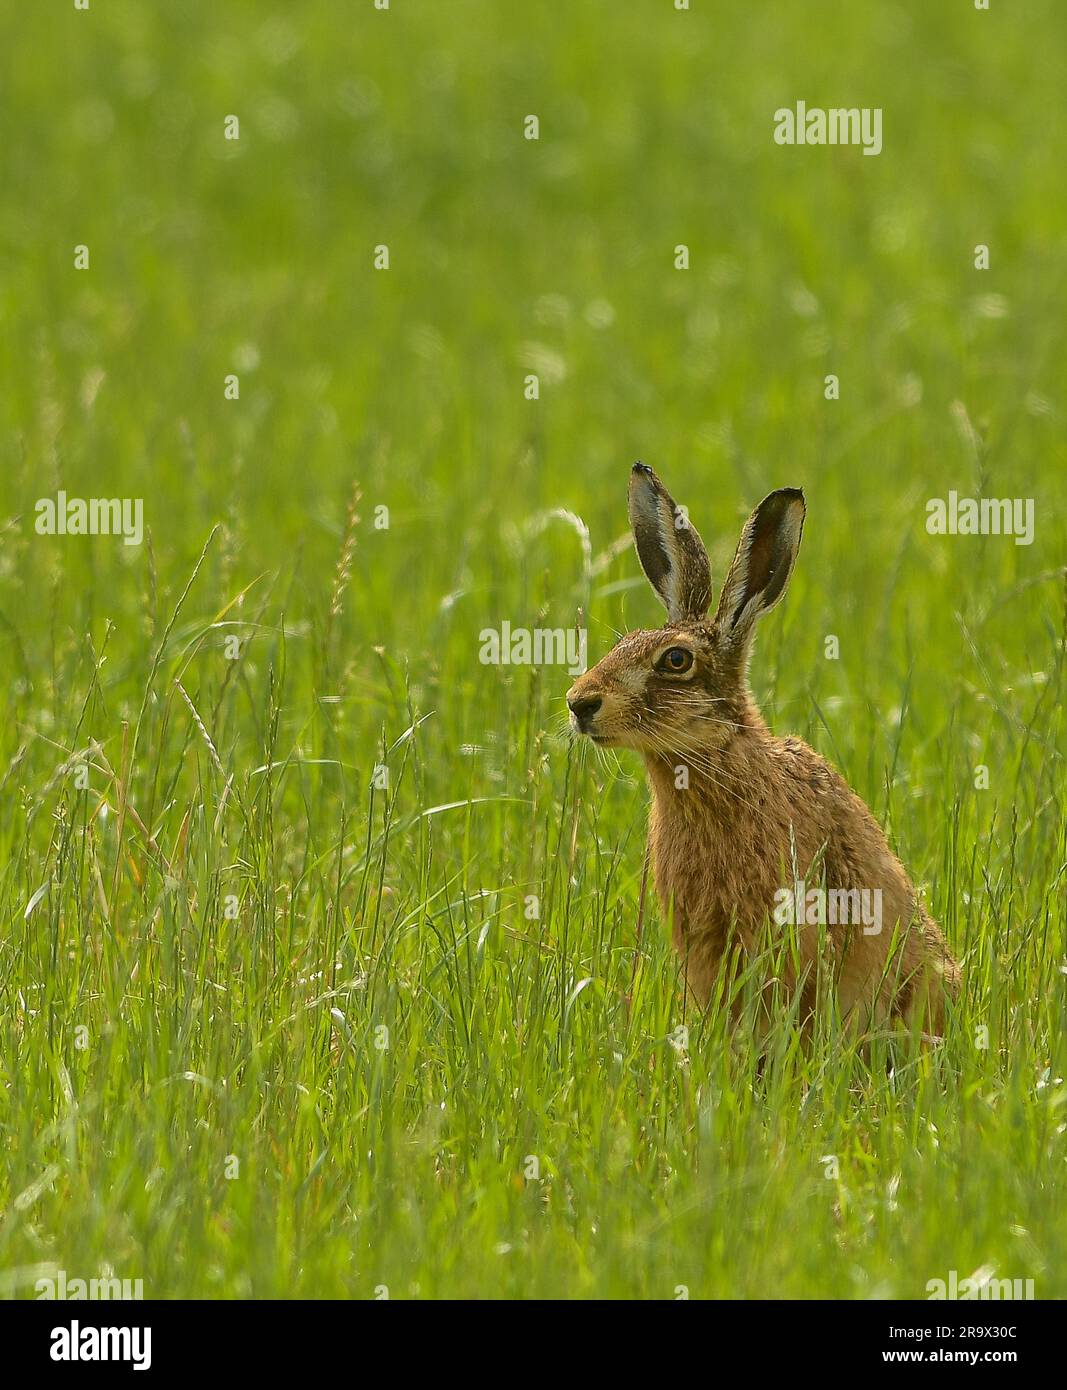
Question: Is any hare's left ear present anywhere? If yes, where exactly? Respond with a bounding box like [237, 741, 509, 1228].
[714, 487, 805, 642]
[627, 463, 712, 622]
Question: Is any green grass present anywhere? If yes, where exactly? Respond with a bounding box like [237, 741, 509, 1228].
[1, 0, 1065, 1299]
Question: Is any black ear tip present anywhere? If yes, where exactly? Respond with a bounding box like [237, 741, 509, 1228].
[632, 462, 653, 476]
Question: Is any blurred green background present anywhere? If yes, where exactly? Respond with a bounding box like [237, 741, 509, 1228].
[0, 0, 1064, 1300]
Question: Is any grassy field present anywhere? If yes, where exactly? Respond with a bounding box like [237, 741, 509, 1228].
[1, 0, 1065, 1300]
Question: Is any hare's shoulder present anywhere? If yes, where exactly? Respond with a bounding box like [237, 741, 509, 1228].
[768, 733, 843, 796]
[768, 734, 887, 842]
[768, 732, 915, 883]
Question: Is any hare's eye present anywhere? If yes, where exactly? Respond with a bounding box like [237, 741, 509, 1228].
[659, 647, 693, 674]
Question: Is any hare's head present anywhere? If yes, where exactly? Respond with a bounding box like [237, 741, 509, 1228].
[566, 464, 805, 754]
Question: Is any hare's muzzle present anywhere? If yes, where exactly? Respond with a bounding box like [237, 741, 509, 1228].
[566, 690, 603, 734]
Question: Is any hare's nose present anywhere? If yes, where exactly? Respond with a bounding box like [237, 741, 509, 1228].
[568, 694, 602, 721]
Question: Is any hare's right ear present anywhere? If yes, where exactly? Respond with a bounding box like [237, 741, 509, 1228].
[627, 463, 712, 622]
[714, 487, 805, 645]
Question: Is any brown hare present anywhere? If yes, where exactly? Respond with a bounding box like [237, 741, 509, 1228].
[566, 464, 960, 1035]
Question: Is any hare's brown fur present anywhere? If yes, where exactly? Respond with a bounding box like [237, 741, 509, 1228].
[567, 466, 960, 1034]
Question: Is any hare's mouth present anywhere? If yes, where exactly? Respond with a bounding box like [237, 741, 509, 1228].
[585, 729, 624, 746]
